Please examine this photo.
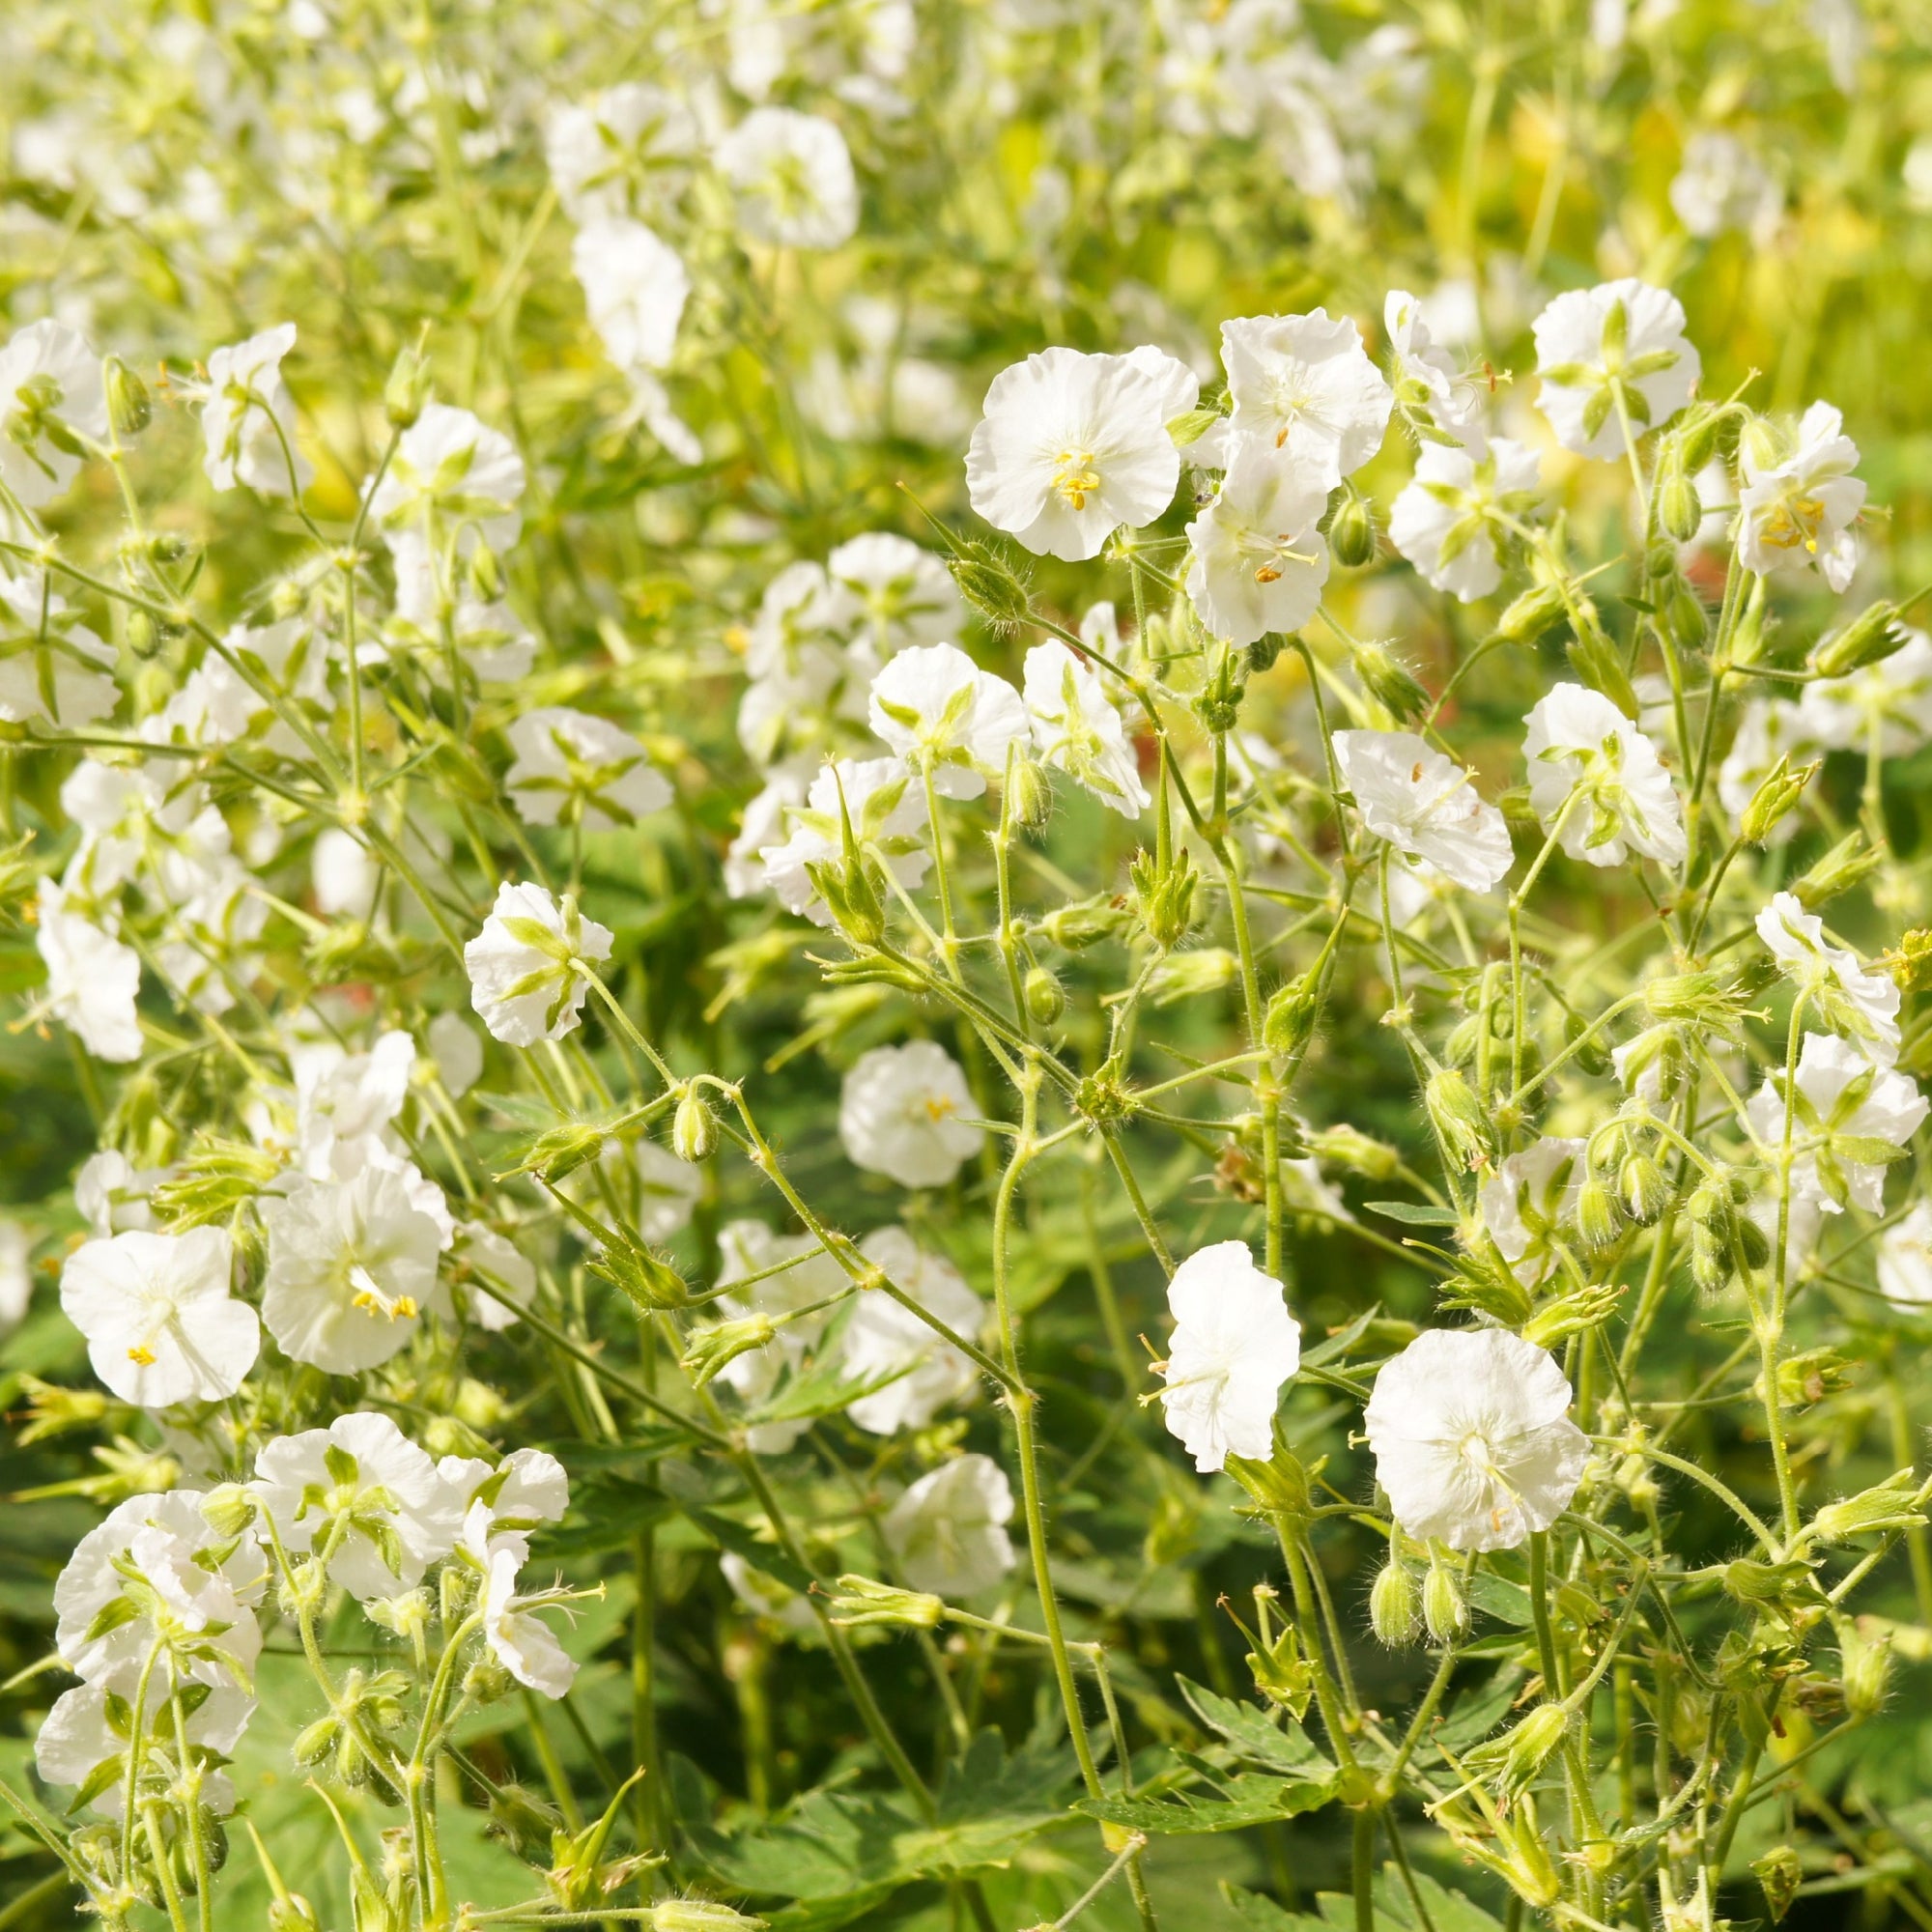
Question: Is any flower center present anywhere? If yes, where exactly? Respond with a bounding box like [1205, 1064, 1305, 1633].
[1757, 492, 1827, 555]
[350, 1263, 419, 1322]
[1052, 450, 1100, 511]
[923, 1094, 956, 1124]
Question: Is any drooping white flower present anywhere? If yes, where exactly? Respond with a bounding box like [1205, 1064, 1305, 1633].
[260, 1167, 443, 1373]
[504, 707, 673, 831]
[573, 218, 689, 374]
[965, 348, 1180, 562]
[1746, 1032, 1929, 1214]
[447, 1445, 572, 1547]
[368, 403, 525, 564]
[1333, 729, 1514, 893]
[54, 1490, 266, 1694]
[827, 532, 966, 659]
[1531, 279, 1701, 460]
[1755, 891, 1900, 1065]
[75, 1151, 166, 1238]
[839, 1040, 981, 1188]
[883, 1453, 1015, 1597]
[482, 1546, 578, 1697]
[1384, 289, 1487, 449]
[60, 1228, 258, 1408]
[1219, 308, 1393, 488]
[290, 1029, 416, 1181]
[1388, 439, 1541, 602]
[867, 642, 1029, 800]
[1157, 1239, 1302, 1474]
[1479, 1137, 1586, 1290]
[0, 320, 106, 509]
[36, 878, 142, 1064]
[721, 1550, 816, 1632]
[1737, 402, 1864, 592]
[1182, 449, 1330, 644]
[37, 1677, 255, 1819]
[1021, 640, 1149, 818]
[201, 323, 311, 496]
[842, 1227, 983, 1435]
[465, 882, 614, 1046]
[1877, 1200, 1932, 1310]
[1523, 683, 1687, 868]
[252, 1412, 462, 1602]
[758, 756, 931, 925]
[1799, 632, 1932, 754]
[544, 83, 699, 224]
[1365, 1328, 1590, 1550]
[716, 107, 859, 249]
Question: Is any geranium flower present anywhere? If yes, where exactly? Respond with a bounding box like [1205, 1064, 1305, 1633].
[1333, 728, 1514, 893]
[884, 1453, 1015, 1597]
[1523, 683, 1687, 868]
[1157, 1239, 1302, 1473]
[1532, 279, 1700, 460]
[465, 882, 614, 1046]
[839, 1040, 981, 1188]
[867, 642, 1028, 799]
[1219, 308, 1393, 488]
[1182, 449, 1331, 644]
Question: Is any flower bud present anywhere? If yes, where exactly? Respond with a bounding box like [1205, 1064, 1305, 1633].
[270, 1894, 325, 1932]
[1023, 965, 1065, 1025]
[1813, 600, 1905, 678]
[1492, 1702, 1570, 1795]
[1741, 755, 1817, 845]
[1565, 613, 1639, 721]
[1423, 1562, 1467, 1643]
[1130, 847, 1198, 952]
[1659, 469, 1702, 544]
[653, 1902, 769, 1932]
[1751, 1845, 1804, 1926]
[1007, 755, 1053, 829]
[1040, 895, 1130, 951]
[681, 1315, 778, 1387]
[201, 1482, 258, 1538]
[590, 1238, 691, 1311]
[384, 331, 432, 429]
[1805, 1471, 1931, 1546]
[1353, 641, 1429, 722]
[1618, 1151, 1669, 1224]
[1664, 577, 1708, 650]
[1576, 1177, 1621, 1251]
[1306, 1122, 1398, 1179]
[1739, 413, 1789, 472]
[1264, 975, 1319, 1059]
[1328, 492, 1377, 568]
[947, 540, 1034, 631]
[293, 1714, 340, 1767]
[1728, 573, 1770, 665]
[1425, 1066, 1493, 1172]
[1496, 582, 1566, 645]
[1245, 636, 1282, 674]
[1792, 831, 1882, 911]
[1677, 407, 1726, 473]
[672, 1087, 717, 1163]
[828, 1574, 945, 1629]
[1369, 1561, 1419, 1646]
[104, 357, 152, 439]
[468, 542, 505, 602]
[1840, 1618, 1892, 1718]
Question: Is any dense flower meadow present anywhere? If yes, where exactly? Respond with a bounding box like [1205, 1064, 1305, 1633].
[5, 3, 1932, 1930]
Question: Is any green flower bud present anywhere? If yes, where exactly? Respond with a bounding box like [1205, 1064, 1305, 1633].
[672, 1087, 718, 1163]
[1806, 1471, 1931, 1546]
[1751, 1845, 1804, 1926]
[104, 357, 152, 438]
[1496, 582, 1567, 645]
[589, 1237, 691, 1310]
[1739, 414, 1788, 472]
[1812, 600, 1905, 678]
[828, 1574, 945, 1629]
[652, 1901, 769, 1932]
[1369, 1561, 1419, 1646]
[1618, 1151, 1669, 1224]
[1306, 1122, 1399, 1179]
[1353, 641, 1429, 722]
[1564, 612, 1639, 721]
[1840, 1617, 1892, 1719]
[1740, 755, 1818, 844]
[1491, 1702, 1571, 1795]
[1328, 492, 1377, 568]
[1130, 846, 1198, 952]
[1659, 469, 1702, 544]
[505, 1121, 606, 1184]
[947, 540, 1034, 631]
[1792, 830, 1883, 911]
[468, 542, 505, 602]
[1040, 894, 1130, 951]
[1425, 1066, 1493, 1172]
[1728, 573, 1770, 665]
[1576, 1177, 1621, 1251]
[1644, 541, 1680, 582]
[1665, 577, 1708, 650]
[270, 1894, 325, 1932]
[1422, 1562, 1467, 1643]
[1023, 965, 1065, 1025]
[1007, 754, 1053, 829]
[681, 1315, 778, 1387]
[1677, 407, 1726, 473]
[1245, 635, 1283, 674]
[1264, 974, 1319, 1059]
[201, 1482, 257, 1538]
[293, 1714, 340, 1767]
[384, 330, 432, 429]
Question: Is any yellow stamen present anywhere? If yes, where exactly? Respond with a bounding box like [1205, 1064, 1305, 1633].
[1051, 450, 1099, 511]
[127, 1345, 156, 1366]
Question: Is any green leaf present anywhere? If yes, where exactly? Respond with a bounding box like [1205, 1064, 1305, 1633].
[1364, 1201, 1460, 1228]
[679, 1506, 815, 1596]
[1176, 1675, 1331, 1774]
[1074, 1772, 1337, 1835]
[1465, 1570, 1534, 1628]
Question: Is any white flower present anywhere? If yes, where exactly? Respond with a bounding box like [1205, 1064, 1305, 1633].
[716, 107, 859, 249]
[60, 1228, 258, 1408]
[1799, 632, 1932, 754]
[867, 642, 1029, 799]
[428, 1011, 484, 1098]
[482, 1546, 578, 1697]
[260, 1167, 443, 1373]
[37, 878, 142, 1063]
[827, 532, 965, 659]
[55, 1490, 266, 1693]
[721, 1550, 815, 1632]
[1333, 729, 1513, 893]
[1719, 698, 1822, 842]
[75, 1151, 166, 1238]
[252, 1412, 462, 1602]
[201, 323, 310, 496]
[842, 1227, 983, 1435]
[1737, 402, 1864, 592]
[452, 1221, 537, 1332]
[1479, 1137, 1586, 1290]
[465, 882, 614, 1046]
[292, 1029, 416, 1180]
[1219, 308, 1393, 488]
[1389, 439, 1541, 602]
[0, 320, 106, 509]
[965, 348, 1180, 562]
[725, 774, 806, 899]
[1183, 449, 1330, 644]
[758, 757, 931, 925]
[839, 1041, 981, 1188]
[313, 827, 379, 917]
[1670, 131, 1782, 242]
[1366, 1329, 1589, 1551]
[1755, 891, 1900, 1065]
[450, 1445, 572, 1544]
[573, 218, 689, 373]
[1384, 289, 1487, 449]
[0, 1218, 30, 1333]
[1523, 683, 1687, 868]
[1157, 1239, 1302, 1473]
[545, 83, 698, 224]
[0, 573, 118, 729]
[1531, 279, 1701, 460]
[716, 1218, 850, 1454]
[505, 707, 672, 831]
[884, 1453, 1015, 1597]
[37, 1678, 254, 1818]
[368, 403, 525, 562]
[1021, 640, 1148, 818]
[1877, 1201, 1932, 1310]
[1746, 1032, 1929, 1214]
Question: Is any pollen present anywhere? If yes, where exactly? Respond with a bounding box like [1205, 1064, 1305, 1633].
[1051, 450, 1100, 511]
[127, 1345, 156, 1366]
